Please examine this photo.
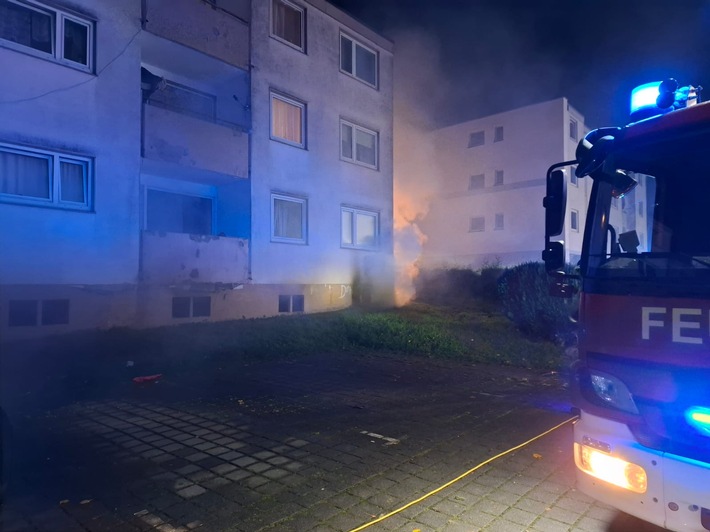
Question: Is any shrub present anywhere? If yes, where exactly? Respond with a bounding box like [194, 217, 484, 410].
[497, 262, 578, 342]
[414, 265, 504, 307]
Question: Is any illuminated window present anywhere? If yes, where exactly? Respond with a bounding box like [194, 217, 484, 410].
[0, 0, 93, 71]
[571, 209, 579, 231]
[0, 143, 92, 210]
[494, 170, 504, 186]
[494, 213, 504, 230]
[342, 206, 378, 249]
[469, 216, 485, 232]
[468, 131, 484, 148]
[340, 33, 377, 87]
[494, 126, 504, 142]
[570, 118, 578, 140]
[271, 91, 305, 148]
[146, 189, 213, 235]
[272, 193, 307, 243]
[271, 0, 304, 51]
[340, 120, 378, 168]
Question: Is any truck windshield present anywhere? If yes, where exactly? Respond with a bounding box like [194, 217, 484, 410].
[584, 137, 710, 282]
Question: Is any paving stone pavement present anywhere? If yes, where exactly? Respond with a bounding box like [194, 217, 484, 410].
[0, 352, 663, 531]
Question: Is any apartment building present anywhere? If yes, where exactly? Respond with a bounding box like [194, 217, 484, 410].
[0, 0, 394, 341]
[420, 98, 590, 270]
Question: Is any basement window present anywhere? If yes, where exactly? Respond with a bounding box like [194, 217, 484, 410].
[172, 296, 211, 318]
[8, 298, 69, 326]
[278, 294, 304, 313]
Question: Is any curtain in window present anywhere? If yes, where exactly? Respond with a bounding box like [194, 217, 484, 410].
[0, 150, 50, 198]
[341, 210, 353, 244]
[272, 97, 302, 144]
[341, 123, 353, 159]
[272, 0, 302, 48]
[60, 160, 85, 203]
[355, 129, 376, 166]
[274, 198, 303, 239]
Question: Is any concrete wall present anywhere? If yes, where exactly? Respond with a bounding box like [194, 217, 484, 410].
[249, 0, 395, 305]
[422, 98, 592, 270]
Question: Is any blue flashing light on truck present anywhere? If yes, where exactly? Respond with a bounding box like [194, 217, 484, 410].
[543, 79, 710, 531]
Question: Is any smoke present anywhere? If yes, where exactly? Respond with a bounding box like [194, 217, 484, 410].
[392, 29, 452, 305]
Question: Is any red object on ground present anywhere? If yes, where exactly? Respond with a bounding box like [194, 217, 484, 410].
[132, 374, 163, 384]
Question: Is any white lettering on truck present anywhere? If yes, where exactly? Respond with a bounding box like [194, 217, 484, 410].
[642, 306, 703, 344]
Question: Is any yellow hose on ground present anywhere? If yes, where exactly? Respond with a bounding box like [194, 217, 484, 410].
[348, 415, 579, 532]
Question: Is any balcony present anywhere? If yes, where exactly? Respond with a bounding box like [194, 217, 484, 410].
[143, 0, 249, 70]
[143, 104, 248, 179]
[141, 231, 249, 285]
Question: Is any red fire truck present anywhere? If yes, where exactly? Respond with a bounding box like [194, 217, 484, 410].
[543, 80, 710, 531]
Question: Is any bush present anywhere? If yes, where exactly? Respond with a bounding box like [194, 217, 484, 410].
[497, 262, 578, 342]
[414, 265, 504, 307]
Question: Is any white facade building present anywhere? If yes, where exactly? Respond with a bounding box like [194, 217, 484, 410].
[0, 0, 393, 341]
[421, 98, 590, 270]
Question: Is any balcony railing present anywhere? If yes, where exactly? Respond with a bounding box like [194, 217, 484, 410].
[141, 231, 249, 285]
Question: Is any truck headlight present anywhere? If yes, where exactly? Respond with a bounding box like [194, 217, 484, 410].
[574, 442, 647, 493]
[588, 370, 638, 414]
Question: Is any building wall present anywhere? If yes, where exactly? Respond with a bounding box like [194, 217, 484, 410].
[421, 98, 591, 270]
[249, 0, 395, 306]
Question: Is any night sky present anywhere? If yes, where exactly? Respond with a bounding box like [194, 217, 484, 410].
[329, 0, 710, 128]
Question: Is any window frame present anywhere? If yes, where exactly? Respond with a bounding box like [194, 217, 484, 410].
[340, 119, 378, 169]
[571, 209, 579, 231]
[339, 32, 378, 88]
[0, 0, 94, 72]
[270, 91, 306, 148]
[494, 169, 504, 186]
[270, 0, 305, 52]
[271, 193, 308, 244]
[494, 126, 504, 142]
[469, 173, 485, 190]
[0, 142, 93, 210]
[468, 131, 485, 148]
[569, 118, 578, 141]
[469, 216, 485, 233]
[494, 213, 504, 230]
[341, 206, 379, 250]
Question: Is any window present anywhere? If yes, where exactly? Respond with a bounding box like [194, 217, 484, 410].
[147, 78, 216, 122]
[570, 166, 578, 186]
[272, 193, 307, 243]
[494, 213, 504, 230]
[8, 299, 69, 326]
[494, 126, 504, 142]
[271, 0, 304, 51]
[341, 207, 378, 249]
[340, 120, 378, 168]
[278, 294, 304, 313]
[340, 33, 377, 87]
[571, 209, 579, 231]
[469, 216, 485, 232]
[0, 0, 93, 70]
[146, 189, 213, 235]
[494, 170, 504, 186]
[469, 174, 484, 190]
[570, 118, 578, 141]
[172, 296, 211, 318]
[468, 131, 484, 148]
[638, 201, 644, 217]
[271, 92, 305, 148]
[0, 143, 92, 210]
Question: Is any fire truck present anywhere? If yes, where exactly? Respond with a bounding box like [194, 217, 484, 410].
[543, 80, 710, 531]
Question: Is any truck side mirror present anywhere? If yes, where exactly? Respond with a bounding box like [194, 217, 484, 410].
[543, 241, 565, 271]
[543, 169, 566, 237]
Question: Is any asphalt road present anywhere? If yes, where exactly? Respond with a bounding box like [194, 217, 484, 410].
[0, 352, 661, 531]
